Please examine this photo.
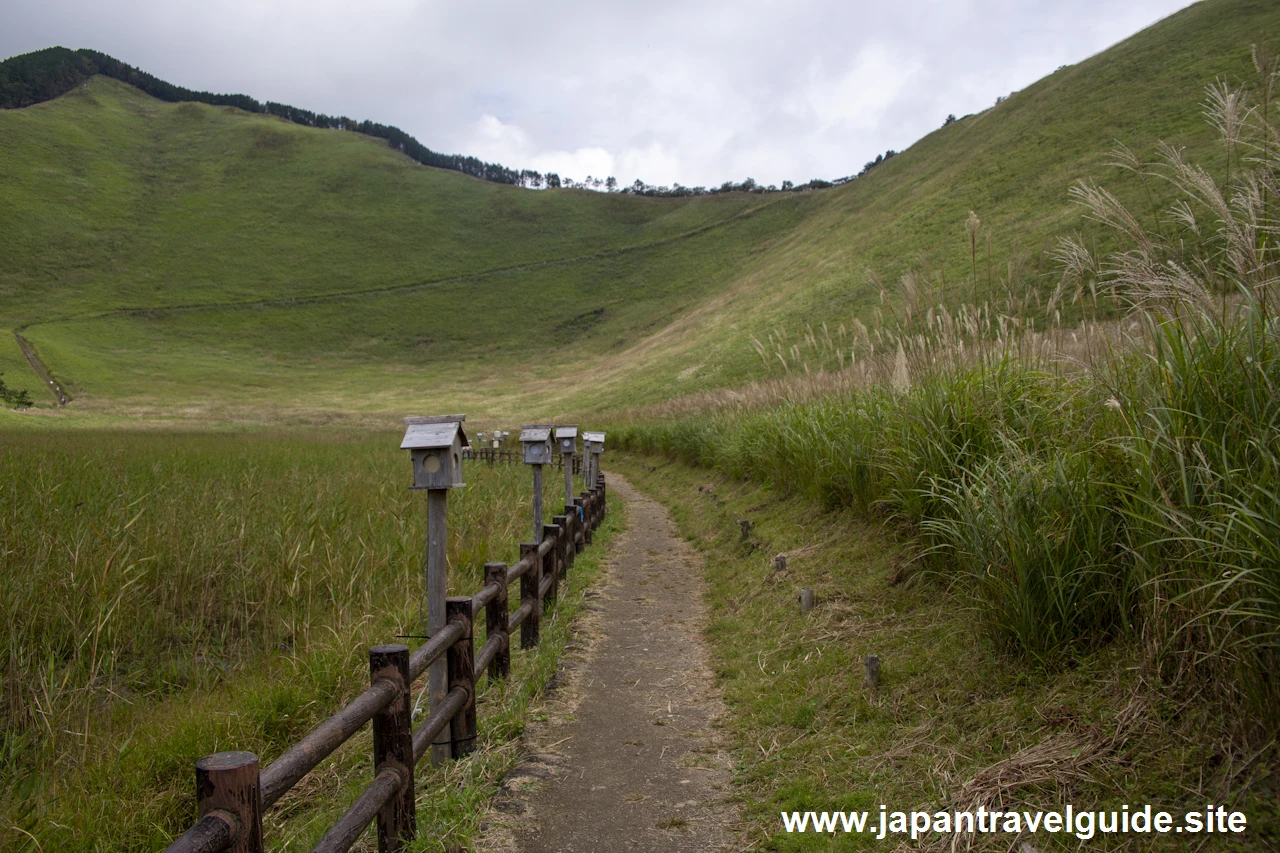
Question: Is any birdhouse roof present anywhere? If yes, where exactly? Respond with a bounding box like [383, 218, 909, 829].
[400, 420, 467, 450]
[582, 431, 606, 443]
[555, 425, 579, 439]
[520, 427, 552, 443]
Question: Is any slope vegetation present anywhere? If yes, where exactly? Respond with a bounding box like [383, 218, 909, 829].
[1, 0, 1276, 422]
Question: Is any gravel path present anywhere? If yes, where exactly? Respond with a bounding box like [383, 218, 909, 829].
[477, 473, 740, 853]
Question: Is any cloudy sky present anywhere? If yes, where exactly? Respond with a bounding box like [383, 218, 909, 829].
[3, 0, 1193, 188]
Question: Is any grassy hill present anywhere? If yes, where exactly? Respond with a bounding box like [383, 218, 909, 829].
[1, 0, 1277, 424]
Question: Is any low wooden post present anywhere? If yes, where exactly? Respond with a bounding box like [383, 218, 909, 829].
[520, 543, 541, 649]
[739, 519, 752, 542]
[195, 751, 264, 853]
[774, 554, 787, 574]
[445, 598, 477, 758]
[485, 563, 510, 680]
[370, 645, 415, 853]
[865, 654, 881, 690]
[799, 588, 816, 615]
[551, 515, 568, 601]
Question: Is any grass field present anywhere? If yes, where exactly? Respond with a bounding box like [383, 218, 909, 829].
[0, 429, 618, 851]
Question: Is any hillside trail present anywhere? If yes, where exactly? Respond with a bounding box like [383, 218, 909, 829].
[477, 474, 741, 853]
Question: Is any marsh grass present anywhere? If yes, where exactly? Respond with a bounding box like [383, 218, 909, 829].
[0, 428, 597, 850]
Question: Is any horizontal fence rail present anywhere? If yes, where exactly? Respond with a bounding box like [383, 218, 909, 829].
[162, 465, 609, 853]
[463, 446, 582, 473]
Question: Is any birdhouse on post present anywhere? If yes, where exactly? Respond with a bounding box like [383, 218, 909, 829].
[400, 414, 466, 766]
[402, 418, 467, 490]
[582, 430, 605, 488]
[520, 426, 553, 465]
[521, 425, 554, 543]
[556, 425, 578, 456]
[555, 425, 579, 508]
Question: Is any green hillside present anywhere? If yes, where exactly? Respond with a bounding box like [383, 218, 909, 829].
[1, 0, 1277, 423]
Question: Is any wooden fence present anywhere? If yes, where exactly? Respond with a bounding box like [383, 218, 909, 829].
[161, 468, 609, 853]
[464, 446, 580, 472]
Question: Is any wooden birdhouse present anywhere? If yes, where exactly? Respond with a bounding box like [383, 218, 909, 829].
[583, 431, 606, 455]
[401, 415, 468, 489]
[555, 425, 579, 455]
[520, 426, 554, 465]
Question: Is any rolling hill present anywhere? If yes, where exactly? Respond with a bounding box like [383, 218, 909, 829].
[1, 0, 1277, 424]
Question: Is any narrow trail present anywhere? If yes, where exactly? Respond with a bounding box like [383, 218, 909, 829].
[480, 474, 740, 853]
[13, 331, 69, 405]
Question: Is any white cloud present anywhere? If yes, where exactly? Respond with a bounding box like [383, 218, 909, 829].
[0, 0, 1197, 188]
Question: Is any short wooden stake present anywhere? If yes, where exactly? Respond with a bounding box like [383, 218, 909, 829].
[370, 644, 415, 852]
[774, 554, 787, 574]
[195, 751, 264, 853]
[485, 563, 510, 680]
[739, 519, 752, 542]
[865, 654, 881, 690]
[445, 598, 476, 758]
[799, 588, 816, 615]
[520, 542, 542, 649]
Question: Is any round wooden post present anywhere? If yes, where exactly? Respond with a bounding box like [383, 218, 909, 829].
[426, 489, 449, 766]
[531, 463, 544, 544]
[574, 496, 588, 549]
[195, 751, 263, 853]
[799, 588, 816, 615]
[445, 598, 477, 758]
[552, 514, 569, 598]
[485, 563, 510, 679]
[370, 644, 415, 852]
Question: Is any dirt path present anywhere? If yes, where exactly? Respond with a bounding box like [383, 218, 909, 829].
[479, 474, 740, 853]
[13, 331, 69, 405]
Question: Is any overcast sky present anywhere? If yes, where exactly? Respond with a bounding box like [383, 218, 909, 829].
[2, 0, 1194, 188]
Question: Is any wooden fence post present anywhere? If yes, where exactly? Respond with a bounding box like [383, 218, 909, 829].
[564, 452, 575, 508]
[370, 644, 414, 852]
[575, 496, 589, 547]
[485, 563, 510, 679]
[552, 514, 568, 598]
[541, 523, 558, 611]
[195, 752, 264, 853]
[445, 598, 477, 758]
[520, 542, 541, 648]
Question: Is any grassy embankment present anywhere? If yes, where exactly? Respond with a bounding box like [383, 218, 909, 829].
[0, 429, 619, 852]
[608, 44, 1280, 851]
[3, 0, 1279, 422]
